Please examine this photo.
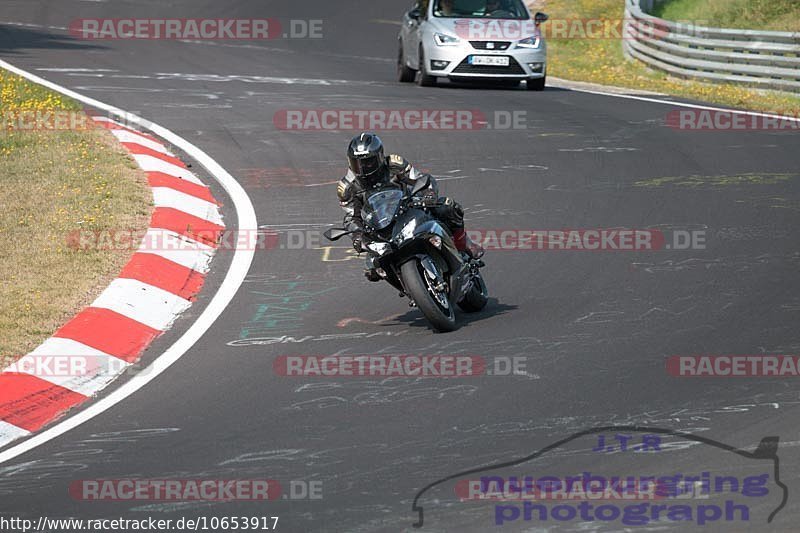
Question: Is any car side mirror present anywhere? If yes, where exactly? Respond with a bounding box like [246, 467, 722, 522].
[534, 12, 549, 24]
[408, 8, 421, 20]
[323, 228, 352, 241]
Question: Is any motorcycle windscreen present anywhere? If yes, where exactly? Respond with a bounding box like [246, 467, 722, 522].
[362, 189, 404, 230]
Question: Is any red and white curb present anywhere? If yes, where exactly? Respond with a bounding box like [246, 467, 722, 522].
[0, 116, 225, 447]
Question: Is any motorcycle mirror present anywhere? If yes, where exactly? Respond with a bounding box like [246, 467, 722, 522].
[323, 228, 351, 241]
[410, 174, 431, 196]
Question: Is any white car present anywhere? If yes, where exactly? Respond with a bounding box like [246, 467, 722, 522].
[398, 0, 548, 90]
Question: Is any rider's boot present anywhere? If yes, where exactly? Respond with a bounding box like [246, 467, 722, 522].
[453, 229, 485, 259]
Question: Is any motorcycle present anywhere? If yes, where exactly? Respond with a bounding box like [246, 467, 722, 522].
[323, 175, 488, 332]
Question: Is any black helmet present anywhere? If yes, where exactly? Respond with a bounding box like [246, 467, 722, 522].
[347, 132, 386, 181]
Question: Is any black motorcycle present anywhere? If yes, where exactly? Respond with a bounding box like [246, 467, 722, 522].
[324, 176, 488, 332]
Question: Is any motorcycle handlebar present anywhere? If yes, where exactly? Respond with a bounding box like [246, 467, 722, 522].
[407, 198, 444, 208]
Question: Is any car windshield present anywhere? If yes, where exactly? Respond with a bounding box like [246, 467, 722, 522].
[433, 0, 529, 19]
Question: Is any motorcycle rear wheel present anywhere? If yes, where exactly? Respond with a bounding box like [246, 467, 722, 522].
[458, 273, 488, 312]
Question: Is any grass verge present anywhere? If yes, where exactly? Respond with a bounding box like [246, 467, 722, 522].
[529, 0, 800, 114]
[652, 0, 800, 32]
[0, 68, 152, 366]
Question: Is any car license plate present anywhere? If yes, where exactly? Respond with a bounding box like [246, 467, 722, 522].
[469, 55, 509, 66]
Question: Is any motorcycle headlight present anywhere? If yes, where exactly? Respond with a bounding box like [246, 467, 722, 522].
[515, 35, 541, 49]
[400, 219, 417, 241]
[367, 242, 391, 256]
[434, 33, 460, 46]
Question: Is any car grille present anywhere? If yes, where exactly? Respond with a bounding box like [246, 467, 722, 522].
[470, 41, 511, 51]
[452, 56, 525, 75]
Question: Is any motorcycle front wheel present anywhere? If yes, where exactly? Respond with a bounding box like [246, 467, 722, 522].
[401, 258, 457, 332]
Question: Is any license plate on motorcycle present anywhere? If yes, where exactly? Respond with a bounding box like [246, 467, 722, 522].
[469, 55, 510, 66]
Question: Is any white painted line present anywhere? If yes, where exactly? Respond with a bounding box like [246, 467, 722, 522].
[552, 80, 800, 123]
[0, 21, 68, 31]
[152, 187, 224, 226]
[9, 338, 129, 398]
[37, 68, 119, 73]
[0, 59, 256, 465]
[91, 278, 192, 331]
[132, 154, 205, 185]
[0, 422, 30, 447]
[110, 129, 175, 156]
[138, 229, 215, 273]
[549, 76, 667, 97]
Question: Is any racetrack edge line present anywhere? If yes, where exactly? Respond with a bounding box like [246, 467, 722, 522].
[549, 76, 800, 122]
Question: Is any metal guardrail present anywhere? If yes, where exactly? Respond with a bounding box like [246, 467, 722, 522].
[623, 0, 800, 93]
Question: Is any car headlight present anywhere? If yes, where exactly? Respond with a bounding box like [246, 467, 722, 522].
[434, 33, 460, 46]
[515, 35, 541, 49]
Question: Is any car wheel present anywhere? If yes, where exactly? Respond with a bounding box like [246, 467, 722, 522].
[397, 40, 416, 83]
[417, 47, 437, 87]
[527, 76, 546, 91]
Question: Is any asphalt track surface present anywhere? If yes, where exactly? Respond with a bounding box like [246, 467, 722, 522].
[1, 1, 799, 532]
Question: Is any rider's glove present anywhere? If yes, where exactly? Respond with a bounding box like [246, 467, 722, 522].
[352, 232, 365, 253]
[411, 192, 437, 208]
[387, 154, 412, 178]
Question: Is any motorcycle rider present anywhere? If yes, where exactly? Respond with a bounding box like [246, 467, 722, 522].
[337, 132, 484, 281]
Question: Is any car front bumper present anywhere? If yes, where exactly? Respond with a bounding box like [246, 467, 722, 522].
[425, 40, 547, 80]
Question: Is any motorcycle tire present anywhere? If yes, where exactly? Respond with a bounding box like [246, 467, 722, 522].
[401, 258, 457, 332]
[458, 273, 488, 313]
